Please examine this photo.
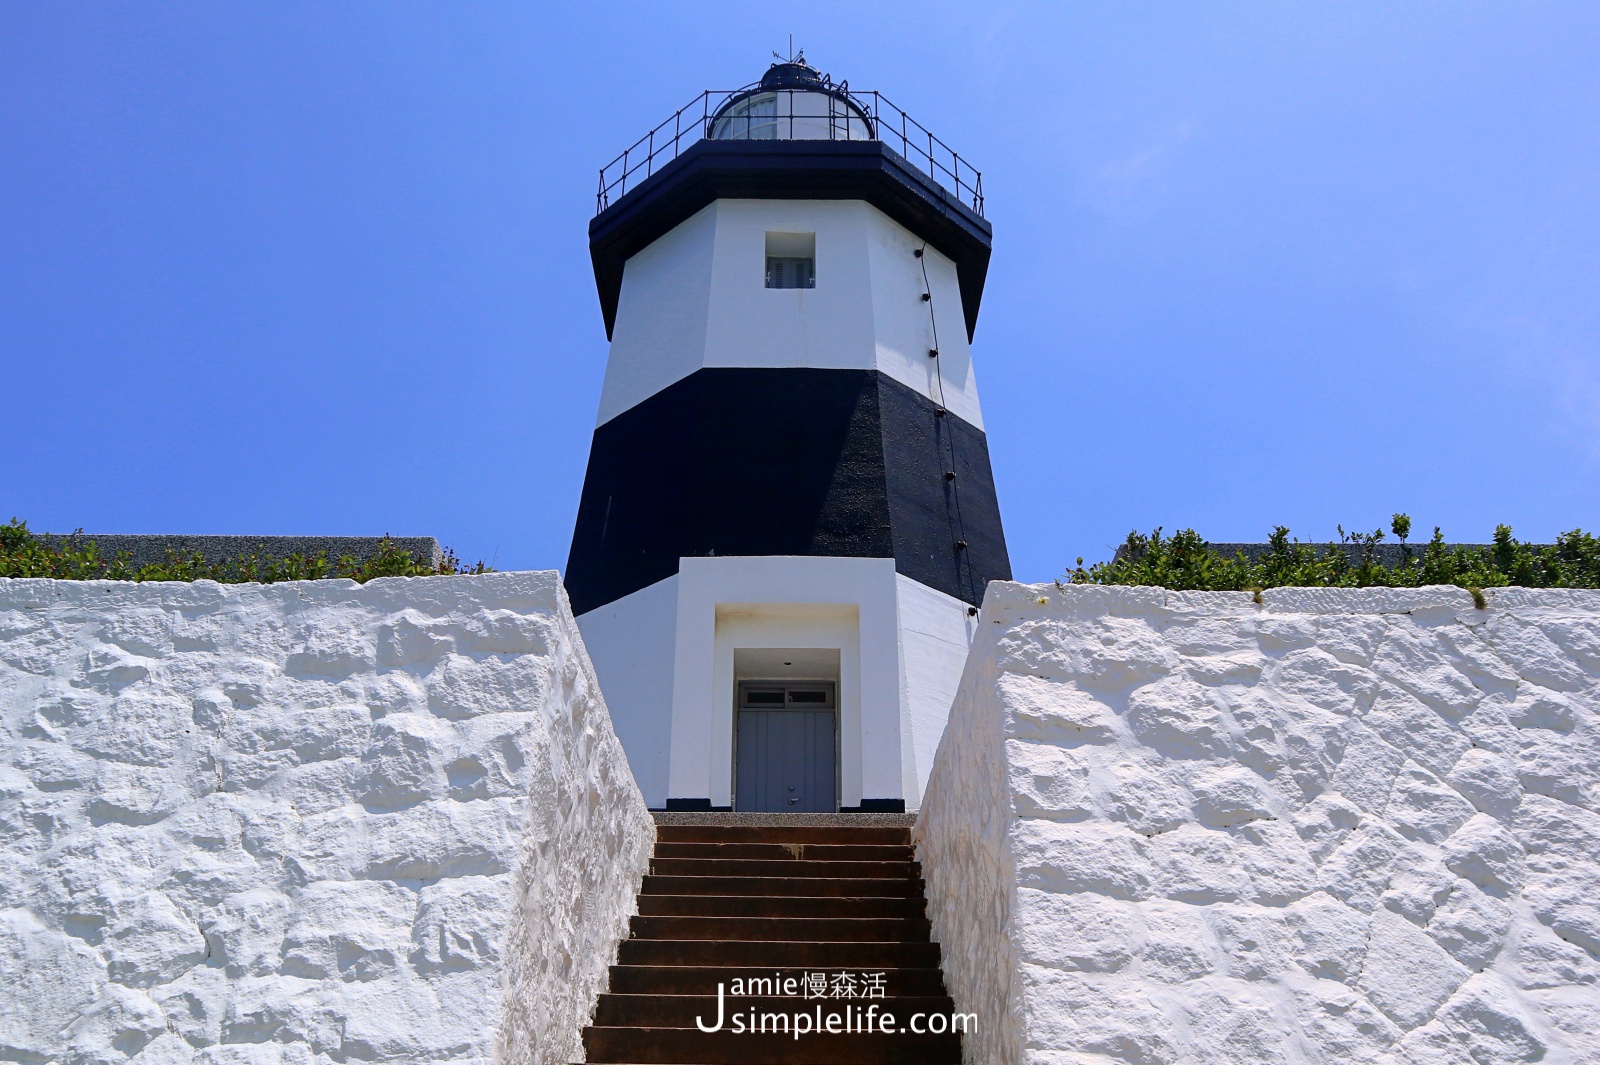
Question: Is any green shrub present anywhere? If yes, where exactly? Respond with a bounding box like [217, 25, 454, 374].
[1065, 515, 1600, 592]
[0, 519, 491, 583]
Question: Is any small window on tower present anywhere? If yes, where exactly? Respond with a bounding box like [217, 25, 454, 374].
[765, 231, 816, 289]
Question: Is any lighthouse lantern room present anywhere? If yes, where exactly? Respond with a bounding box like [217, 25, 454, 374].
[567, 57, 1010, 812]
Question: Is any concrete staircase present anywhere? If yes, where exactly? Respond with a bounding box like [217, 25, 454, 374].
[581, 814, 962, 1064]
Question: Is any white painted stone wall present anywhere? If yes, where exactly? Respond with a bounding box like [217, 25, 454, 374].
[0, 572, 653, 1065]
[918, 582, 1600, 1064]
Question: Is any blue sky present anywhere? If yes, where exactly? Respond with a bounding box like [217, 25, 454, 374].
[3, 3, 1597, 578]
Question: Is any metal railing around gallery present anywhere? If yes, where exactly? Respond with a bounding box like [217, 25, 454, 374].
[596, 85, 985, 218]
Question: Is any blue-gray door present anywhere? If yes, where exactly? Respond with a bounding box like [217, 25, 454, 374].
[735, 709, 837, 812]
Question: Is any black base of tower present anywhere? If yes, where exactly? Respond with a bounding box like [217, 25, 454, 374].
[564, 367, 1011, 615]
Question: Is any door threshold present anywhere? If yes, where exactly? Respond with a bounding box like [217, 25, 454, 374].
[651, 811, 917, 828]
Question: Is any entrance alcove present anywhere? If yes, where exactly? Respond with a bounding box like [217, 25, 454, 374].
[711, 603, 861, 811]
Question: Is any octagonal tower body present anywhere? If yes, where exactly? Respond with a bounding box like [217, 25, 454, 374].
[568, 62, 1009, 812]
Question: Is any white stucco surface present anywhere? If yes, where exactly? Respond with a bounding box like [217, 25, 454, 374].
[918, 582, 1600, 1064]
[895, 573, 979, 806]
[0, 572, 653, 1065]
[574, 574, 681, 810]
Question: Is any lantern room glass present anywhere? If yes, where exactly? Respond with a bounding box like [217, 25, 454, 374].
[710, 91, 873, 142]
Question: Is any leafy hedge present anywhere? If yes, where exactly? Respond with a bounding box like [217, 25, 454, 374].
[1065, 516, 1600, 594]
[1, 519, 490, 583]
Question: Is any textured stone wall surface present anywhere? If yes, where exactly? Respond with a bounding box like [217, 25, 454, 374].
[918, 583, 1600, 1064]
[0, 572, 653, 1065]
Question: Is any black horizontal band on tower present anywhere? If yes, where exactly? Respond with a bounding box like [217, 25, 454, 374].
[589, 140, 992, 343]
[564, 368, 1011, 615]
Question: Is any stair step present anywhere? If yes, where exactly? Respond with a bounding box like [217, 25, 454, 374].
[616, 939, 941, 967]
[643, 875, 925, 898]
[654, 841, 914, 861]
[592, 993, 956, 1028]
[586, 820, 958, 1061]
[583, 1026, 961, 1064]
[637, 895, 927, 919]
[650, 857, 920, 879]
[606, 966, 951, 996]
[630, 915, 931, 942]
[656, 825, 912, 846]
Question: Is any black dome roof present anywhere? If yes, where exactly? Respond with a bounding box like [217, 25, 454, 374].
[758, 60, 829, 91]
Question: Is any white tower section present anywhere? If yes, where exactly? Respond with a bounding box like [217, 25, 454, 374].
[598, 200, 982, 430]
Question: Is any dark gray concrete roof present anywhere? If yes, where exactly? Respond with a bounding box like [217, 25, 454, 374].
[33, 533, 443, 570]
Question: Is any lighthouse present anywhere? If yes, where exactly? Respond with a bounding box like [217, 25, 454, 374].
[567, 57, 1009, 813]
